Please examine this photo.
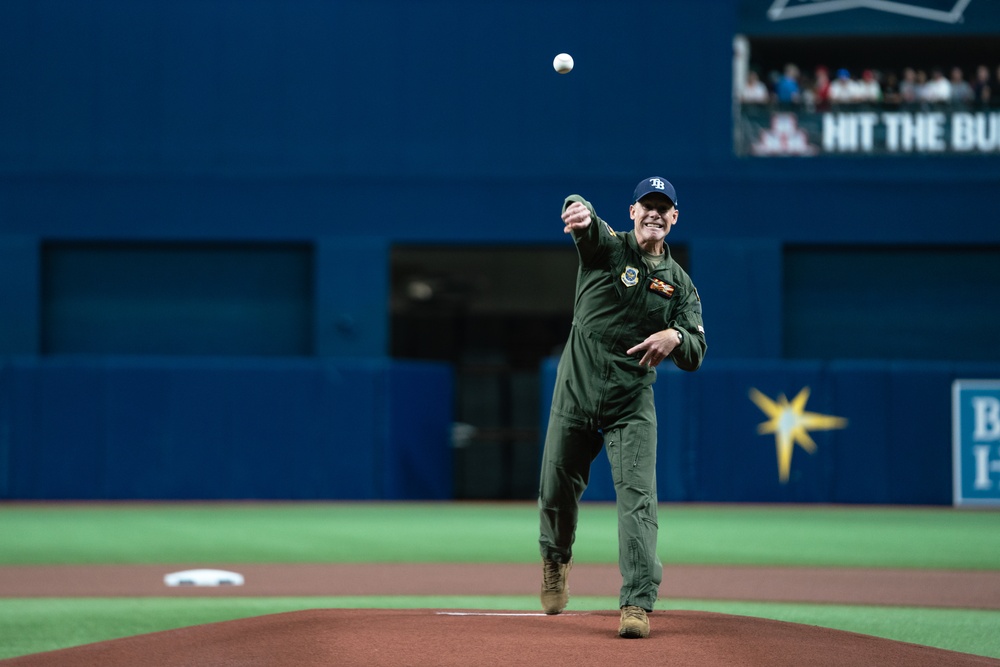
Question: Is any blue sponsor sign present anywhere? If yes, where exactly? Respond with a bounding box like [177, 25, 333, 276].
[952, 380, 1000, 506]
[736, 109, 1000, 157]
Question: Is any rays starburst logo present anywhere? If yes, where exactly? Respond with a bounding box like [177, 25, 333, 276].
[749, 387, 848, 483]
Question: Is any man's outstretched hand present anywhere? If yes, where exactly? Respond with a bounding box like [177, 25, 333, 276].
[562, 202, 592, 234]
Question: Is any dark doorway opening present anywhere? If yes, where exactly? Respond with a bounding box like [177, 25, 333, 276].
[391, 245, 576, 499]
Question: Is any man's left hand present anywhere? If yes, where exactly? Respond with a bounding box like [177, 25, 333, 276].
[626, 329, 682, 368]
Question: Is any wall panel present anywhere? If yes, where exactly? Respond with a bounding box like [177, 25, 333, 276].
[0, 358, 453, 500]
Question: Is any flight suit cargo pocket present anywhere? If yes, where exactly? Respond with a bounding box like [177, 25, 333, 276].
[643, 299, 672, 331]
[607, 424, 652, 490]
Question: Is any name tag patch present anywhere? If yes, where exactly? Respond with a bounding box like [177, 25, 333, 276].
[649, 278, 675, 298]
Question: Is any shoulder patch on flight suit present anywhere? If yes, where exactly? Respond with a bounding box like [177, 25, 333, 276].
[604, 222, 617, 237]
[648, 278, 675, 298]
[620, 266, 639, 287]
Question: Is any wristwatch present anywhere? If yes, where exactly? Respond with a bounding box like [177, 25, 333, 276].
[675, 330, 684, 346]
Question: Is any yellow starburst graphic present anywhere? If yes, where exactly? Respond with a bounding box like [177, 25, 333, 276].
[749, 386, 848, 483]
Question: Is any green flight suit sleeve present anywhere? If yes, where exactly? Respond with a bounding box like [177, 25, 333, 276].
[563, 194, 618, 268]
[668, 284, 706, 372]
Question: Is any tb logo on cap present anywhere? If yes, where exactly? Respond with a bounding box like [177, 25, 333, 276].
[633, 176, 677, 207]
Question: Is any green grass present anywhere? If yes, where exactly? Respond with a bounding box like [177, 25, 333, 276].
[2, 502, 999, 568]
[0, 597, 997, 660]
[2, 502, 1000, 660]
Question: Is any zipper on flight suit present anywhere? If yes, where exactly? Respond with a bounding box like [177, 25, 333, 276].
[594, 260, 654, 418]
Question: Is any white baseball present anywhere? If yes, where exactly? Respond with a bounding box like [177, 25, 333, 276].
[553, 53, 574, 74]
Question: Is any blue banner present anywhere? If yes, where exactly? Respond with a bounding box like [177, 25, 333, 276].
[737, 107, 1000, 156]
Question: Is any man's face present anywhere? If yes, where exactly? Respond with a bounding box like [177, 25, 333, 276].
[630, 193, 677, 247]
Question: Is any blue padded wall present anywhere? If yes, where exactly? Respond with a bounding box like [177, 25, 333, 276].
[0, 358, 452, 500]
[542, 357, 1000, 504]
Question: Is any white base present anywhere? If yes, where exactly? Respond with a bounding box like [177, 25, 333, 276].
[164, 569, 245, 587]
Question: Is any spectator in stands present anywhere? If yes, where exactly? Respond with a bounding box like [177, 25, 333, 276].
[971, 65, 991, 107]
[812, 66, 831, 111]
[740, 70, 770, 105]
[881, 70, 902, 109]
[921, 68, 952, 105]
[949, 67, 974, 107]
[775, 63, 801, 108]
[856, 69, 882, 105]
[899, 67, 920, 107]
[916, 70, 930, 104]
[828, 69, 860, 105]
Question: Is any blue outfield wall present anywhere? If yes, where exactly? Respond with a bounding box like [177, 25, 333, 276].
[4, 354, 997, 503]
[542, 358, 1000, 505]
[0, 358, 453, 500]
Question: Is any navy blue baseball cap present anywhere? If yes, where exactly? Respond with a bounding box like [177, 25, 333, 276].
[633, 176, 677, 208]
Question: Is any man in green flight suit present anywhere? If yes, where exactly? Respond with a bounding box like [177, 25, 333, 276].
[538, 176, 707, 639]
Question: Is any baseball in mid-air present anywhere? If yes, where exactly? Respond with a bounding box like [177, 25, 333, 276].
[553, 53, 574, 74]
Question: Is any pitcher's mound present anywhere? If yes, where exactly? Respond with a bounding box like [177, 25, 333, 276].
[4, 609, 997, 667]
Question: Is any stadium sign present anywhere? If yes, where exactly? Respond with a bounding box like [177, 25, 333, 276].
[737, 109, 1000, 156]
[767, 0, 973, 24]
[739, 0, 1000, 35]
[952, 379, 1000, 507]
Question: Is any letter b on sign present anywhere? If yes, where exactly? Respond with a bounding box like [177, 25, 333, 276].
[972, 397, 1000, 441]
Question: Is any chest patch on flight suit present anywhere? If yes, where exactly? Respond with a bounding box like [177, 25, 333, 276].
[620, 266, 639, 287]
[648, 278, 675, 298]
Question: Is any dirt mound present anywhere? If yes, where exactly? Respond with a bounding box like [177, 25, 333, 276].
[3, 608, 997, 667]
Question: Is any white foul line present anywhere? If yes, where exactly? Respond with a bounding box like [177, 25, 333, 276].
[436, 612, 585, 617]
